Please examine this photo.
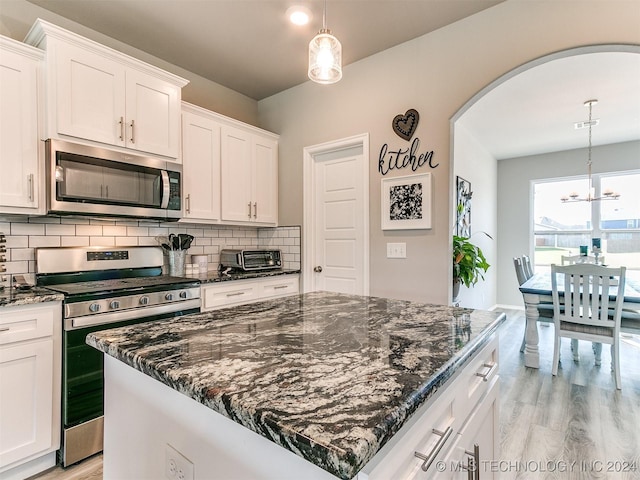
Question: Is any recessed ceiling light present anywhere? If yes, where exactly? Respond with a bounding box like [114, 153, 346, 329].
[287, 6, 311, 26]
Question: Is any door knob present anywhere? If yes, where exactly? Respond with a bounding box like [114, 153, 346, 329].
[314, 266, 323, 273]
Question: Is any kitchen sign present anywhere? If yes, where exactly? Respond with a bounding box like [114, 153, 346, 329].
[378, 108, 438, 175]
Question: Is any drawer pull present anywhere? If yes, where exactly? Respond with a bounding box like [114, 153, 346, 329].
[475, 362, 497, 382]
[0, 327, 10, 332]
[414, 426, 453, 472]
[461, 444, 480, 480]
[226, 292, 245, 297]
[273, 285, 288, 290]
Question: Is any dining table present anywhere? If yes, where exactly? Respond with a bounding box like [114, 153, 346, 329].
[519, 269, 640, 369]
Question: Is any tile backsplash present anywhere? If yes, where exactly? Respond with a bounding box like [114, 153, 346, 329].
[0, 216, 300, 287]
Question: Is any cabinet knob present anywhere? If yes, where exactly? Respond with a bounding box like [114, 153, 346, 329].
[109, 300, 120, 310]
[89, 303, 101, 313]
[313, 266, 323, 273]
[165, 293, 174, 301]
[139, 296, 150, 305]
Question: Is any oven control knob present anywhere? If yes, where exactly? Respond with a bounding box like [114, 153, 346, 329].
[165, 293, 174, 301]
[109, 300, 120, 310]
[179, 291, 188, 299]
[89, 303, 101, 313]
[139, 296, 150, 305]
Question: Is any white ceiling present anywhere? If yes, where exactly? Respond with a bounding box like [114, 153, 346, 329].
[19, 1, 640, 158]
[24, 0, 503, 100]
[458, 50, 640, 159]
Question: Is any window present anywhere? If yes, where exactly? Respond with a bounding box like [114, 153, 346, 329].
[533, 171, 640, 270]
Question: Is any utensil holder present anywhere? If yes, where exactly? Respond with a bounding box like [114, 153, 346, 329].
[168, 250, 186, 277]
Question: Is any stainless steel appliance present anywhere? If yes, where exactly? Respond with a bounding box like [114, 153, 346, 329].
[36, 246, 200, 467]
[46, 139, 182, 221]
[220, 249, 282, 271]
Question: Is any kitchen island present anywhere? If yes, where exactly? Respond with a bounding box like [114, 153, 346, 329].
[87, 292, 505, 479]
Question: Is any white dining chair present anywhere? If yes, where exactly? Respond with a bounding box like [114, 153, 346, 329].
[514, 255, 554, 352]
[550, 263, 626, 389]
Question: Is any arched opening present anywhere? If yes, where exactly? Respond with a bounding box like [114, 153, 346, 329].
[450, 44, 640, 309]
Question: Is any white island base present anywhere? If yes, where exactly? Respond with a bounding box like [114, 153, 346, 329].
[102, 335, 499, 480]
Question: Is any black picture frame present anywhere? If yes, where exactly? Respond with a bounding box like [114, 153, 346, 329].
[456, 176, 472, 237]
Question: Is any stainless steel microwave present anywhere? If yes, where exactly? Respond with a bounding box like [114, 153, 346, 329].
[46, 139, 182, 221]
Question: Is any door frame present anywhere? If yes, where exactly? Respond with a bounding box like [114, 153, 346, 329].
[302, 133, 370, 294]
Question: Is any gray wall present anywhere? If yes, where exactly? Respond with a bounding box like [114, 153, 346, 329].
[497, 140, 640, 307]
[258, 0, 640, 306]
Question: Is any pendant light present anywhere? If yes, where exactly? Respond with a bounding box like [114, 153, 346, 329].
[308, 0, 342, 84]
[561, 99, 620, 203]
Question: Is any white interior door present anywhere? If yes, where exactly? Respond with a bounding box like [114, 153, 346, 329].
[303, 134, 369, 295]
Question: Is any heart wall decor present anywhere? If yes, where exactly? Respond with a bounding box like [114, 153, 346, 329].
[392, 109, 419, 141]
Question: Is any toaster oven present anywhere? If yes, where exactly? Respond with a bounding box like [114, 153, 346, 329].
[220, 249, 282, 271]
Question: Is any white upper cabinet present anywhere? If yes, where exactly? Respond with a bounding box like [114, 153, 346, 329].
[25, 19, 187, 160]
[0, 36, 44, 214]
[181, 104, 221, 222]
[221, 124, 278, 225]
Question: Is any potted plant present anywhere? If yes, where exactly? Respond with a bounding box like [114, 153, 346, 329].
[452, 234, 491, 302]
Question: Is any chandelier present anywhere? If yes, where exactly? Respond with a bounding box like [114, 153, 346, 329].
[308, 0, 342, 84]
[561, 99, 620, 203]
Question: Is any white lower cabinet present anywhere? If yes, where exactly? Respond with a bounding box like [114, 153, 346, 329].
[201, 274, 299, 311]
[356, 335, 499, 480]
[0, 302, 62, 480]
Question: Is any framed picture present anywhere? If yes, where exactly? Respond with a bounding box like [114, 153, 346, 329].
[456, 176, 472, 237]
[381, 173, 432, 230]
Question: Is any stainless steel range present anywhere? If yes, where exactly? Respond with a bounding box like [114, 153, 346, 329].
[36, 246, 200, 467]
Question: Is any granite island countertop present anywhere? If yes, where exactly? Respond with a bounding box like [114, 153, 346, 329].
[0, 286, 64, 307]
[86, 291, 505, 479]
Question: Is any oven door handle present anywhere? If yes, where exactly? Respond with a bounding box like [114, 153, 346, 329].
[160, 170, 170, 209]
[65, 299, 201, 330]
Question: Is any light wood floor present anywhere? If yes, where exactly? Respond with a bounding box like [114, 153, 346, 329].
[30, 309, 640, 480]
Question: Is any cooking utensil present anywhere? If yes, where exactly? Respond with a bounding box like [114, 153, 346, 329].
[179, 234, 194, 250]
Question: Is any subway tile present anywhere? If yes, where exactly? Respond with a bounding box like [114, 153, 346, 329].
[11, 223, 44, 235]
[89, 218, 116, 225]
[90, 236, 116, 246]
[148, 227, 170, 237]
[102, 225, 127, 236]
[194, 237, 212, 246]
[203, 245, 219, 255]
[46, 224, 76, 236]
[138, 220, 160, 227]
[0, 216, 27, 224]
[138, 237, 157, 246]
[61, 236, 90, 247]
[219, 229, 232, 238]
[29, 216, 61, 224]
[203, 228, 219, 238]
[187, 246, 204, 255]
[6, 236, 28, 248]
[115, 220, 139, 227]
[10, 248, 34, 261]
[76, 225, 103, 236]
[223, 238, 239, 246]
[4, 260, 29, 274]
[29, 236, 61, 248]
[116, 236, 137, 246]
[0, 222, 10, 232]
[186, 228, 205, 237]
[126, 226, 149, 237]
[62, 217, 89, 224]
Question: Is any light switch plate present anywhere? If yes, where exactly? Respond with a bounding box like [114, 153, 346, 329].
[387, 242, 406, 258]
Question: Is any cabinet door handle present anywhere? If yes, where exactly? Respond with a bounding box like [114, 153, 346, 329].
[105, 185, 109, 199]
[462, 444, 480, 480]
[253, 202, 257, 218]
[185, 194, 191, 214]
[247, 202, 252, 219]
[130, 119, 135, 143]
[475, 362, 497, 382]
[27, 174, 34, 201]
[119, 116, 124, 140]
[414, 426, 453, 472]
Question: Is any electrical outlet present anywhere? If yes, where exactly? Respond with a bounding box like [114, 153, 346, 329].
[165, 444, 194, 480]
[386, 242, 406, 258]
